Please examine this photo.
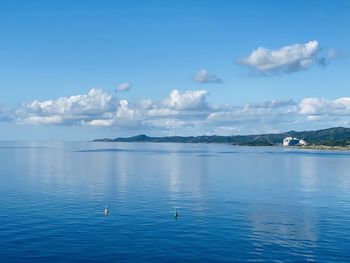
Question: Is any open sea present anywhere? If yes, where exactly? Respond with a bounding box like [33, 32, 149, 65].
[1, 141, 350, 262]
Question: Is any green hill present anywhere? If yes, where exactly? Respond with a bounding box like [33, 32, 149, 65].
[93, 127, 350, 146]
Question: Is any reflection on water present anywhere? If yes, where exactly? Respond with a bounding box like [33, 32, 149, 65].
[248, 202, 318, 261]
[0, 142, 350, 262]
[299, 155, 318, 192]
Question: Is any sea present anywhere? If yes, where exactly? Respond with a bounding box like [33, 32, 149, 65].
[1, 141, 350, 262]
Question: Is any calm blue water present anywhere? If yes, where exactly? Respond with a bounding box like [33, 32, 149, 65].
[1, 142, 350, 262]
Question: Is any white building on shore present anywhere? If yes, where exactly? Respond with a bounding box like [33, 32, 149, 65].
[283, 137, 307, 146]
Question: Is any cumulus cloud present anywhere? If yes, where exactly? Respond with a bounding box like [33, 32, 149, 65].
[162, 89, 208, 110]
[116, 82, 132, 92]
[13, 88, 350, 135]
[194, 69, 222, 84]
[116, 100, 141, 119]
[17, 89, 117, 125]
[299, 97, 350, 116]
[238, 40, 325, 74]
[16, 88, 210, 129]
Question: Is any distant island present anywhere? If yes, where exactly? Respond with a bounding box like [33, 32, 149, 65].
[93, 127, 350, 148]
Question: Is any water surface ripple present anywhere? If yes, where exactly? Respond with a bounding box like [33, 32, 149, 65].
[1, 142, 350, 262]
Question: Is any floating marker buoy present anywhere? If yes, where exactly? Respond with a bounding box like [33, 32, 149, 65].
[174, 208, 178, 218]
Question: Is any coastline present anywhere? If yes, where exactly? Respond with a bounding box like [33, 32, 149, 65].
[298, 145, 350, 151]
[93, 140, 350, 151]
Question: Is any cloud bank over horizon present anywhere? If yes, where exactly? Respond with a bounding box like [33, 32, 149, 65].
[2, 88, 348, 135]
[0, 40, 346, 136]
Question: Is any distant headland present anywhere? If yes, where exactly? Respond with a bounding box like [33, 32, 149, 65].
[93, 127, 350, 148]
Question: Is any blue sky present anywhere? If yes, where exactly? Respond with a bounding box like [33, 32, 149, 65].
[0, 0, 349, 140]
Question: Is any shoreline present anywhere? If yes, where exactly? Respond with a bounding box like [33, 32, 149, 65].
[298, 145, 350, 151]
[94, 140, 350, 151]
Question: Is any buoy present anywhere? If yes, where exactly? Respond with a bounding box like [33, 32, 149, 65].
[104, 206, 109, 216]
[174, 208, 178, 218]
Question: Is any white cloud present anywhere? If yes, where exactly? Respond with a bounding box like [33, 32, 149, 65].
[207, 103, 292, 123]
[194, 69, 222, 84]
[116, 82, 132, 92]
[162, 89, 209, 110]
[143, 119, 186, 129]
[139, 99, 153, 109]
[147, 107, 179, 117]
[245, 99, 296, 109]
[87, 119, 115, 127]
[239, 40, 325, 74]
[299, 97, 350, 116]
[26, 89, 115, 115]
[306, 115, 322, 121]
[13, 88, 350, 135]
[116, 100, 141, 119]
[18, 89, 117, 125]
[16, 89, 210, 128]
[24, 115, 64, 125]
